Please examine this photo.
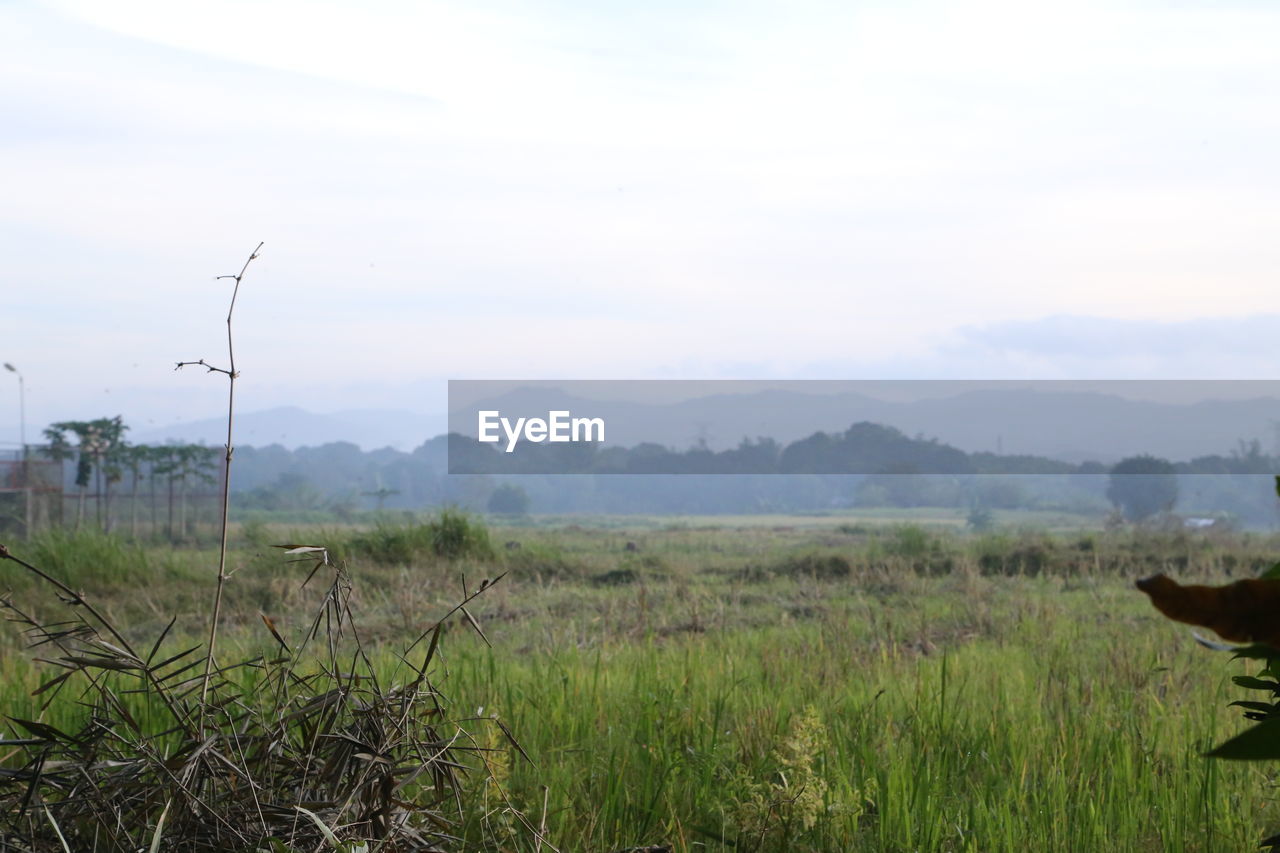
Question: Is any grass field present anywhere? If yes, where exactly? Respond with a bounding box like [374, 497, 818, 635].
[2, 517, 1278, 851]
[426, 505, 1106, 532]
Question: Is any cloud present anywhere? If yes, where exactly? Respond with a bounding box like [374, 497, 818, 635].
[957, 314, 1280, 358]
[787, 313, 1280, 382]
[910, 314, 1280, 379]
[4, 0, 1280, 434]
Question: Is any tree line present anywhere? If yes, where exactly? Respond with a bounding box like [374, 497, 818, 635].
[27, 417, 1280, 527]
[42, 417, 219, 538]
[447, 421, 1276, 479]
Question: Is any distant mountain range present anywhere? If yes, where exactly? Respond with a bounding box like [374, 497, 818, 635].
[124, 387, 1280, 463]
[449, 386, 1280, 464]
[132, 406, 447, 451]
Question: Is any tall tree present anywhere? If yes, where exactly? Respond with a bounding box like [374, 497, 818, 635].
[173, 444, 219, 539]
[40, 426, 77, 528]
[120, 443, 156, 538]
[1107, 455, 1179, 521]
[43, 417, 128, 532]
[44, 421, 93, 530]
[87, 417, 128, 532]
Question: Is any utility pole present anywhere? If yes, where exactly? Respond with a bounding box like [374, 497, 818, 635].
[3, 363, 24, 460]
[4, 362, 29, 533]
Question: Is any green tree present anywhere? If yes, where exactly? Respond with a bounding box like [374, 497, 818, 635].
[361, 473, 400, 512]
[487, 483, 531, 515]
[1107, 454, 1178, 521]
[151, 443, 218, 540]
[967, 505, 995, 531]
[119, 444, 158, 538]
[43, 417, 128, 531]
[173, 444, 218, 539]
[87, 416, 128, 533]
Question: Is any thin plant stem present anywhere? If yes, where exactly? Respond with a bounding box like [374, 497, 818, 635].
[177, 241, 262, 718]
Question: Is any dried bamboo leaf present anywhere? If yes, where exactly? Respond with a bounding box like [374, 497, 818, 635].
[459, 606, 490, 648]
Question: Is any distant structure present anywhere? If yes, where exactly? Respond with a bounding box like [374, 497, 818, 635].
[0, 446, 62, 535]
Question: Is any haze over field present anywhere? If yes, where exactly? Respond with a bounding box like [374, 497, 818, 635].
[3, 1, 1280, 445]
[124, 383, 1280, 461]
[7, 5, 1280, 847]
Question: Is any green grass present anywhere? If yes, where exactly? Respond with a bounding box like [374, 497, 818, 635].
[3, 519, 1279, 850]
[442, 575, 1272, 851]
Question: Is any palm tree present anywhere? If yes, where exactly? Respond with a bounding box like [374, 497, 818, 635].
[152, 443, 219, 541]
[44, 421, 94, 529]
[43, 417, 128, 532]
[120, 443, 154, 538]
[86, 416, 128, 533]
[175, 444, 218, 539]
[40, 425, 76, 527]
[361, 473, 400, 512]
[152, 445, 181, 540]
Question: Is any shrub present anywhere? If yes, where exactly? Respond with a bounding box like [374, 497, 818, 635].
[430, 507, 493, 559]
[344, 509, 494, 565]
[885, 524, 932, 558]
[503, 541, 585, 580]
[745, 551, 853, 581]
[487, 483, 531, 515]
[591, 568, 640, 586]
[344, 521, 430, 564]
[967, 506, 995, 531]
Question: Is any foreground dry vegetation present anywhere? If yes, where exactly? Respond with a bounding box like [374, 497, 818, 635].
[2, 516, 1279, 850]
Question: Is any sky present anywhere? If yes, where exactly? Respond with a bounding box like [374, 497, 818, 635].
[3, 0, 1280, 446]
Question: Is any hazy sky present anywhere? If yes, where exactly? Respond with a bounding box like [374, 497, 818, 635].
[4, 0, 1279, 443]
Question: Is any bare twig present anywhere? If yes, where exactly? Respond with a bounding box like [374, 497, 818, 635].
[0, 240, 535, 848]
[176, 241, 263, 717]
[0, 535, 523, 849]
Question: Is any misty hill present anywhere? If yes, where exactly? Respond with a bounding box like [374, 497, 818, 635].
[133, 406, 446, 451]
[70, 406, 1280, 525]
[452, 387, 1280, 463]
[131, 388, 1280, 463]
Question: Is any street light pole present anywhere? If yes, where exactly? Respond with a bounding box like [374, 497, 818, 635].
[3, 362, 24, 460]
[4, 362, 30, 532]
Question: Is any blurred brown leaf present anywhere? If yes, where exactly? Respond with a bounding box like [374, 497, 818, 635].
[1137, 573, 1280, 646]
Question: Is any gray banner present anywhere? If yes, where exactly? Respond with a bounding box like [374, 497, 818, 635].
[446, 380, 1280, 475]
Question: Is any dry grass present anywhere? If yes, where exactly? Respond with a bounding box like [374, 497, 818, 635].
[0, 541, 536, 852]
